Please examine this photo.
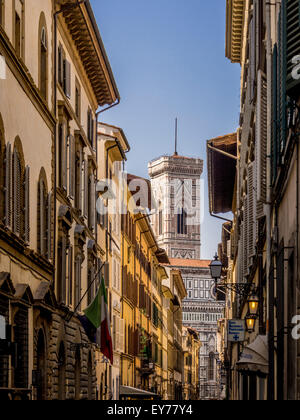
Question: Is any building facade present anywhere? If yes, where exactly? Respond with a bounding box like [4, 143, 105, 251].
[0, 0, 120, 400]
[207, 0, 300, 401]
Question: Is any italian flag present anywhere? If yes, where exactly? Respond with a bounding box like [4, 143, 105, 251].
[83, 276, 113, 365]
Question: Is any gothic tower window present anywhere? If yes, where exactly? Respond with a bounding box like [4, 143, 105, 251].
[177, 208, 187, 235]
[208, 352, 215, 381]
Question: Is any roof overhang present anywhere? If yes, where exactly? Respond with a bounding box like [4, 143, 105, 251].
[225, 0, 246, 63]
[59, 0, 119, 106]
[207, 133, 237, 215]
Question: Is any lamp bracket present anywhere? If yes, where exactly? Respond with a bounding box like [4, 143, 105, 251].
[217, 282, 257, 298]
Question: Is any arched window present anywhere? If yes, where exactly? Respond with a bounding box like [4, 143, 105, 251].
[39, 15, 48, 100]
[208, 352, 215, 381]
[11, 139, 29, 242]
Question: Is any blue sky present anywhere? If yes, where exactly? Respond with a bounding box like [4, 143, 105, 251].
[90, 0, 241, 259]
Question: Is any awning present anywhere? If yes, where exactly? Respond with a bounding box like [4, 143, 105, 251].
[120, 386, 158, 398]
[207, 133, 237, 214]
[237, 335, 268, 374]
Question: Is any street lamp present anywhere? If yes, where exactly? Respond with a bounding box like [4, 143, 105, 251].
[209, 253, 222, 283]
[245, 315, 256, 333]
[247, 293, 259, 316]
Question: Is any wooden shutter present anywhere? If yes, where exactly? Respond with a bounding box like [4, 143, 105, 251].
[39, 179, 45, 255]
[47, 192, 52, 260]
[83, 160, 88, 219]
[277, 4, 287, 154]
[248, 163, 256, 262]
[65, 60, 71, 98]
[24, 166, 30, 244]
[4, 143, 12, 228]
[249, 6, 257, 102]
[58, 45, 64, 86]
[243, 198, 249, 279]
[63, 128, 68, 191]
[78, 147, 83, 213]
[13, 148, 21, 236]
[58, 237, 67, 304]
[68, 134, 75, 200]
[67, 246, 73, 307]
[256, 70, 267, 205]
[89, 173, 95, 231]
[272, 44, 278, 184]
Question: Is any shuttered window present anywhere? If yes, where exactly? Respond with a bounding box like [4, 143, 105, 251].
[64, 60, 71, 99]
[277, 4, 287, 155]
[88, 172, 96, 231]
[272, 44, 278, 184]
[13, 148, 21, 235]
[83, 160, 88, 219]
[38, 178, 47, 256]
[24, 166, 30, 244]
[68, 134, 75, 200]
[248, 163, 257, 262]
[47, 192, 52, 260]
[256, 70, 268, 205]
[57, 237, 67, 304]
[67, 246, 73, 307]
[75, 255, 82, 311]
[4, 143, 12, 229]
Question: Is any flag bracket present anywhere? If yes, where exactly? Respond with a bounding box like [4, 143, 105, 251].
[64, 261, 106, 323]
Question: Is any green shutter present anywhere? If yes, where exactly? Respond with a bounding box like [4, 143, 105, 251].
[277, 3, 287, 156]
[272, 44, 278, 184]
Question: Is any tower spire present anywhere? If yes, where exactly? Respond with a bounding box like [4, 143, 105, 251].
[174, 117, 178, 156]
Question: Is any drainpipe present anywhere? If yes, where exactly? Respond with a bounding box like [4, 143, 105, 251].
[266, 0, 274, 401]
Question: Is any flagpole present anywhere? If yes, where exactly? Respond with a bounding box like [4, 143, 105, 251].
[64, 261, 106, 323]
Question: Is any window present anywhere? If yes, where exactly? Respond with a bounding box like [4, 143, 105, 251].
[158, 210, 163, 235]
[88, 170, 96, 231]
[75, 139, 83, 211]
[58, 44, 71, 98]
[87, 109, 94, 147]
[39, 22, 48, 100]
[194, 290, 198, 299]
[9, 141, 30, 242]
[177, 208, 187, 234]
[75, 255, 82, 310]
[208, 353, 215, 381]
[0, 1, 4, 27]
[15, 12, 21, 56]
[14, 0, 24, 58]
[37, 170, 51, 258]
[75, 78, 81, 121]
